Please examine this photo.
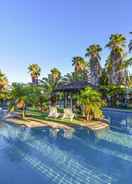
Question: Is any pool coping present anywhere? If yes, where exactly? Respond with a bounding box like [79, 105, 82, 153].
[103, 108, 132, 113]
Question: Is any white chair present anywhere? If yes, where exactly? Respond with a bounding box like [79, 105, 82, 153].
[48, 106, 59, 118]
[62, 108, 75, 122]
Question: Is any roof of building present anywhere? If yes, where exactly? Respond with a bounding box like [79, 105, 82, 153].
[55, 80, 96, 92]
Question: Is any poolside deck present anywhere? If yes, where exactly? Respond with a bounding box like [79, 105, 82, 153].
[4, 111, 109, 133]
[5, 117, 74, 132]
[85, 121, 109, 131]
[5, 116, 109, 134]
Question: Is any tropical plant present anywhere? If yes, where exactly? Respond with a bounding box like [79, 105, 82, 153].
[9, 83, 49, 116]
[72, 56, 88, 72]
[0, 70, 8, 91]
[106, 34, 127, 85]
[0, 70, 9, 107]
[41, 75, 60, 94]
[72, 57, 88, 81]
[26, 85, 48, 112]
[28, 64, 41, 84]
[126, 74, 132, 87]
[107, 85, 126, 106]
[0, 90, 9, 101]
[41, 71, 62, 106]
[129, 41, 132, 52]
[51, 68, 61, 81]
[79, 87, 105, 121]
[85, 44, 102, 85]
[9, 83, 27, 118]
[129, 32, 132, 52]
[62, 73, 75, 84]
[99, 68, 109, 86]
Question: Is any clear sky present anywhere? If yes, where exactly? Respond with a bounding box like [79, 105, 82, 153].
[0, 0, 131, 83]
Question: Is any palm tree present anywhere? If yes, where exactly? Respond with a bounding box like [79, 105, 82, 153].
[106, 84, 126, 106]
[99, 68, 109, 86]
[128, 41, 132, 53]
[85, 44, 102, 85]
[41, 71, 62, 106]
[106, 34, 126, 85]
[72, 56, 88, 80]
[0, 70, 8, 91]
[79, 87, 105, 121]
[72, 56, 87, 73]
[126, 75, 132, 87]
[51, 68, 61, 81]
[28, 64, 41, 84]
[9, 83, 27, 118]
[129, 32, 132, 52]
[62, 73, 75, 84]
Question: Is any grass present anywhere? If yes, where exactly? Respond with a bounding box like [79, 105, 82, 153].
[14, 109, 109, 131]
[26, 109, 88, 127]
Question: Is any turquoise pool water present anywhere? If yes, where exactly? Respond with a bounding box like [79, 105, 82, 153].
[0, 109, 132, 184]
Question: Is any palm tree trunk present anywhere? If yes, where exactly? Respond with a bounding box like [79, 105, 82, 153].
[86, 114, 89, 121]
[22, 108, 25, 119]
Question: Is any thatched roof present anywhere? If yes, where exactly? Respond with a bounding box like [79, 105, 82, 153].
[55, 80, 96, 92]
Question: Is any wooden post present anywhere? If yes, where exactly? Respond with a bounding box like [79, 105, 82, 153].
[66, 92, 68, 108]
[64, 92, 67, 108]
[70, 93, 73, 109]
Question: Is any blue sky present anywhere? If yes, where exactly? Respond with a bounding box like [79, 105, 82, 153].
[0, 0, 131, 83]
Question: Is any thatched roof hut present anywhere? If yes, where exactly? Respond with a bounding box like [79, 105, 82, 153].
[55, 80, 96, 92]
[54, 80, 96, 108]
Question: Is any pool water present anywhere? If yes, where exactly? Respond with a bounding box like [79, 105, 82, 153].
[0, 110, 132, 184]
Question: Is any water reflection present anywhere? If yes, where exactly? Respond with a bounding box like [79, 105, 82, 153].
[49, 127, 74, 139]
[0, 109, 132, 183]
[103, 109, 132, 135]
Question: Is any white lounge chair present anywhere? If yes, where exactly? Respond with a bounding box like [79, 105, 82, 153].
[48, 106, 59, 118]
[62, 108, 75, 122]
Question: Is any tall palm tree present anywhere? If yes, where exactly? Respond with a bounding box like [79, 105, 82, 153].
[85, 44, 102, 85]
[0, 70, 8, 91]
[28, 64, 41, 84]
[72, 56, 88, 80]
[106, 34, 126, 85]
[129, 32, 132, 52]
[128, 41, 132, 53]
[51, 68, 61, 81]
[72, 56, 88, 73]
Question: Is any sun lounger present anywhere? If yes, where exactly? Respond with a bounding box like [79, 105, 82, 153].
[62, 108, 75, 122]
[48, 106, 59, 118]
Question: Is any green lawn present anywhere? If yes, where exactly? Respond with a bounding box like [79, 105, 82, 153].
[26, 109, 86, 127]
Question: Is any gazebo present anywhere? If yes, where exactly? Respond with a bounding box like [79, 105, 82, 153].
[54, 80, 96, 109]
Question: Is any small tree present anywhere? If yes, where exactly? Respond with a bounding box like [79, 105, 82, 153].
[9, 83, 27, 118]
[0, 70, 8, 91]
[41, 70, 62, 106]
[79, 87, 105, 121]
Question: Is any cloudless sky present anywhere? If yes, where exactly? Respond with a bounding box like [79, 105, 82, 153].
[0, 0, 131, 83]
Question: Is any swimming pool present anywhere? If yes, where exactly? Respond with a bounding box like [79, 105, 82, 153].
[0, 109, 132, 184]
